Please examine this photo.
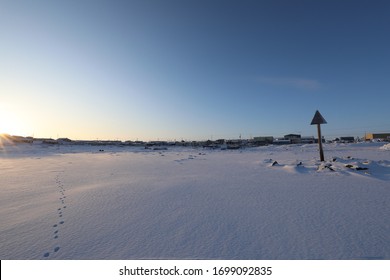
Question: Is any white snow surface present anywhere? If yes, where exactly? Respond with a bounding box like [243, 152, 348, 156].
[1, 142, 389, 260]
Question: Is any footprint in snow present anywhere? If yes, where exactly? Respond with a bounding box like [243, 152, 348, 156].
[44, 175, 69, 258]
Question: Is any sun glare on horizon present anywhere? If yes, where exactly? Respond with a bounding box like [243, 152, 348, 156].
[0, 109, 32, 137]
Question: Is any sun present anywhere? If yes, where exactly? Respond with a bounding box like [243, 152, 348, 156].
[0, 109, 32, 137]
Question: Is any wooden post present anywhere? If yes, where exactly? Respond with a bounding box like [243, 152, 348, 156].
[317, 124, 324, 161]
[310, 110, 327, 162]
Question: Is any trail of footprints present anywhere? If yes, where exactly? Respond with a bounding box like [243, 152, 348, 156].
[43, 174, 68, 258]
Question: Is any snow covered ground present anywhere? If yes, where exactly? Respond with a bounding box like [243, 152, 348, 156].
[1, 142, 389, 259]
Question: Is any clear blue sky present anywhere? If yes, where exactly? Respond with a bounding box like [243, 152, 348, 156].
[1, 0, 389, 141]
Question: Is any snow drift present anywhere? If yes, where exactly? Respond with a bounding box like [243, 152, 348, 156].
[0, 142, 389, 259]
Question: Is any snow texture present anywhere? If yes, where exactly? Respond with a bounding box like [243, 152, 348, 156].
[380, 143, 390, 150]
[0, 142, 389, 259]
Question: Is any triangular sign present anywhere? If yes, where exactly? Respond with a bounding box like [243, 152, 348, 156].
[310, 110, 327, 125]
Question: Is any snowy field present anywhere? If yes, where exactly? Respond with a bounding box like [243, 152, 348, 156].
[1, 142, 389, 260]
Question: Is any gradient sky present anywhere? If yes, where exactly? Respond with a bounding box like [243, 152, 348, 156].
[1, 0, 389, 141]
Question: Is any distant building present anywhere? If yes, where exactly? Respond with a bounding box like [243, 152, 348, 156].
[364, 133, 390, 141]
[339, 137, 355, 143]
[301, 136, 315, 144]
[226, 139, 242, 149]
[284, 134, 301, 144]
[273, 138, 291, 145]
[314, 137, 326, 143]
[253, 136, 274, 145]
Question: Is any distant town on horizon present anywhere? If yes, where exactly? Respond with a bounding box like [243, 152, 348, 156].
[1, 132, 390, 149]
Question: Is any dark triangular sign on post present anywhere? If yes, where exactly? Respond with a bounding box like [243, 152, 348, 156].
[310, 110, 327, 125]
[310, 110, 327, 161]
